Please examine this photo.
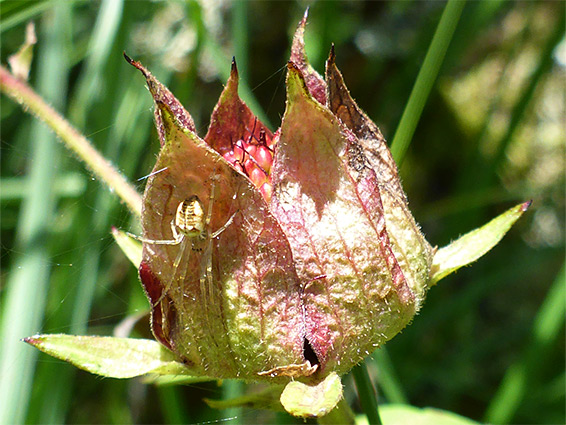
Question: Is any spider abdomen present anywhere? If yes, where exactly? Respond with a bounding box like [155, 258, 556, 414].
[176, 195, 206, 238]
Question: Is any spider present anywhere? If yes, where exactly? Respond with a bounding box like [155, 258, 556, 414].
[130, 179, 236, 307]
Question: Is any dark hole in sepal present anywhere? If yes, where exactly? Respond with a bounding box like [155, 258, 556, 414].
[303, 337, 320, 368]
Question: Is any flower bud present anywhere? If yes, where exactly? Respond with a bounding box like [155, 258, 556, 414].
[134, 17, 433, 384]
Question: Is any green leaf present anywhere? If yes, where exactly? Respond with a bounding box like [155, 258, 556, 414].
[430, 201, 531, 285]
[111, 227, 142, 267]
[205, 384, 286, 412]
[23, 334, 201, 379]
[280, 372, 343, 418]
[142, 374, 215, 386]
[356, 404, 479, 425]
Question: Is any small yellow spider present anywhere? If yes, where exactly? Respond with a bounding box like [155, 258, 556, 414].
[130, 180, 236, 307]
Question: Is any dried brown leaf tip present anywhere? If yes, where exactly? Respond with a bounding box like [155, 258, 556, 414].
[123, 52, 196, 144]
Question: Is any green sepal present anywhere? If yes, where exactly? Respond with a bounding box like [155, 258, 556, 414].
[280, 372, 343, 418]
[205, 384, 286, 412]
[111, 227, 142, 267]
[23, 334, 200, 379]
[430, 201, 531, 285]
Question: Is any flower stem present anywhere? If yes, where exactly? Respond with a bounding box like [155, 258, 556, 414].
[317, 398, 356, 425]
[0, 65, 142, 216]
[390, 0, 466, 165]
[352, 362, 382, 425]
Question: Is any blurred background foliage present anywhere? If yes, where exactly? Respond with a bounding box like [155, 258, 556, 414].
[0, 1, 564, 424]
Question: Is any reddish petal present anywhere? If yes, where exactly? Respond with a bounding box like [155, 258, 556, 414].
[271, 63, 419, 376]
[204, 58, 273, 158]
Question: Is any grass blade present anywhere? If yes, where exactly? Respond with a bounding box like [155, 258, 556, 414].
[0, 5, 69, 423]
[390, 0, 467, 164]
[484, 262, 566, 423]
[371, 348, 408, 404]
[352, 362, 382, 425]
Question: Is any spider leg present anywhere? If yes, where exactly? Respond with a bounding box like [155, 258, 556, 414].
[199, 241, 211, 312]
[126, 232, 181, 245]
[198, 235, 221, 323]
[126, 220, 182, 245]
[205, 238, 214, 308]
[210, 211, 237, 238]
[204, 171, 238, 239]
[205, 174, 217, 228]
[174, 239, 191, 294]
[153, 236, 190, 307]
[170, 220, 180, 240]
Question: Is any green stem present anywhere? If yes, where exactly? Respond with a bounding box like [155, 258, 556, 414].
[222, 379, 244, 424]
[390, 0, 466, 164]
[0, 65, 142, 216]
[317, 398, 356, 425]
[352, 362, 382, 425]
